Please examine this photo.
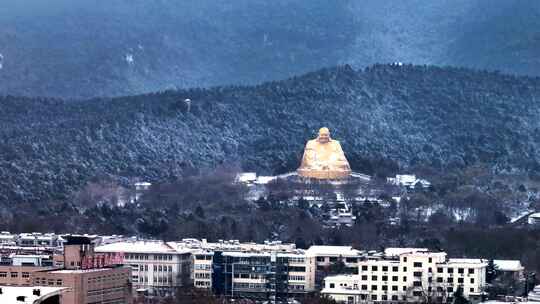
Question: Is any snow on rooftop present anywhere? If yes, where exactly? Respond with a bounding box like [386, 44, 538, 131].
[255, 176, 276, 184]
[95, 241, 184, 254]
[448, 258, 486, 265]
[384, 248, 428, 257]
[494, 260, 524, 272]
[0, 286, 68, 304]
[306, 246, 360, 257]
[236, 173, 257, 183]
[48, 267, 123, 274]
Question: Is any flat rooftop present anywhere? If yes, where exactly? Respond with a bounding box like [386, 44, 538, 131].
[95, 241, 187, 254]
[305, 245, 360, 257]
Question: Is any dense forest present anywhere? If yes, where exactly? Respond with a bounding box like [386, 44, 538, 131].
[2, 64, 540, 204]
[0, 0, 539, 98]
[1, 63, 540, 274]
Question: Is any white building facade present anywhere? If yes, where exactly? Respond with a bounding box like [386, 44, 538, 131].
[322, 250, 487, 303]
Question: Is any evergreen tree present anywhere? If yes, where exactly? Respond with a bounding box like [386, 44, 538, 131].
[486, 259, 498, 283]
[453, 287, 470, 304]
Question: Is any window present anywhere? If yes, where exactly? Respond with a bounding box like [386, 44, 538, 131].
[468, 268, 475, 274]
[10, 272, 18, 278]
[392, 286, 398, 291]
[448, 278, 454, 283]
[413, 281, 422, 287]
[371, 295, 377, 301]
[413, 272, 422, 277]
[403, 286, 407, 291]
[392, 276, 398, 281]
[346, 258, 357, 263]
[403, 257, 408, 262]
[372, 275, 377, 281]
[392, 295, 398, 301]
[361, 265, 368, 271]
[403, 267, 407, 272]
[470, 288, 475, 292]
[437, 277, 443, 283]
[372, 266, 378, 271]
[448, 268, 454, 274]
[458, 268, 464, 274]
[403, 276, 407, 282]
[470, 278, 475, 284]
[22, 272, 30, 278]
[414, 262, 422, 267]
[447, 287, 454, 292]
[392, 266, 399, 272]
[382, 295, 388, 301]
[413, 291, 422, 296]
[361, 275, 367, 280]
[382, 266, 388, 272]
[382, 276, 388, 281]
[382, 285, 388, 291]
[437, 267, 443, 273]
[458, 278, 464, 283]
[429, 258, 432, 263]
[317, 257, 325, 262]
[371, 285, 377, 291]
[361, 285, 367, 290]
[329, 283, 335, 288]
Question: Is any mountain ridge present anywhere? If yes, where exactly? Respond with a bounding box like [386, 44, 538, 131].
[1, 64, 540, 203]
[0, 0, 539, 98]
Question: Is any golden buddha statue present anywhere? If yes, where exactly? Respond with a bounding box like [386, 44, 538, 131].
[297, 127, 352, 179]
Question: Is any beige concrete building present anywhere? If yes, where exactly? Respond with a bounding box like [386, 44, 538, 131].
[95, 240, 192, 296]
[321, 249, 487, 303]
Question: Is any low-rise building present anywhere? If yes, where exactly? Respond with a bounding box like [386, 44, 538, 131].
[493, 260, 525, 281]
[322, 251, 487, 304]
[306, 245, 362, 289]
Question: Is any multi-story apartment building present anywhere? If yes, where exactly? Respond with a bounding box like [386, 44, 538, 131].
[305, 245, 362, 289]
[321, 249, 487, 303]
[191, 241, 367, 301]
[95, 240, 192, 296]
[209, 251, 316, 301]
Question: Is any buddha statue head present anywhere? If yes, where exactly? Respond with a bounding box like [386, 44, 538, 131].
[317, 127, 331, 144]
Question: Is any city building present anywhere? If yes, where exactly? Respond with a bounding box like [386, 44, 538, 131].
[493, 260, 525, 281]
[95, 240, 192, 296]
[0, 236, 132, 304]
[211, 251, 312, 301]
[322, 250, 487, 304]
[306, 245, 362, 289]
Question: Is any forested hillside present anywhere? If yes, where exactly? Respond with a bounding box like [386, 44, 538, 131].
[0, 0, 539, 98]
[1, 64, 540, 204]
